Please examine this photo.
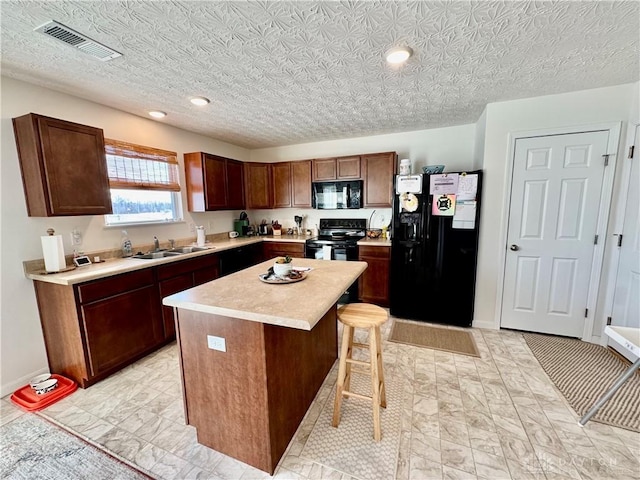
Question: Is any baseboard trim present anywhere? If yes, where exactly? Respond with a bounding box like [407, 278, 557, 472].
[1, 367, 49, 399]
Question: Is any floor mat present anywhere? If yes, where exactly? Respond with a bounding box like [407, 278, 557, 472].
[1, 413, 152, 479]
[524, 333, 640, 432]
[389, 320, 480, 357]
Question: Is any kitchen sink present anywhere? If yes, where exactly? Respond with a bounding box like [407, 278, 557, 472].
[132, 250, 183, 259]
[167, 246, 214, 253]
[131, 246, 214, 259]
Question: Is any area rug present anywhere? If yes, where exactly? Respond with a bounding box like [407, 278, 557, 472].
[389, 320, 480, 357]
[524, 333, 640, 432]
[0, 414, 152, 479]
[300, 373, 404, 480]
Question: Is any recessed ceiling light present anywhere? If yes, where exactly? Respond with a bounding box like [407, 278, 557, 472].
[190, 97, 210, 106]
[148, 110, 166, 118]
[385, 46, 413, 64]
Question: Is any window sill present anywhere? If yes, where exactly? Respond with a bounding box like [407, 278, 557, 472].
[103, 219, 185, 229]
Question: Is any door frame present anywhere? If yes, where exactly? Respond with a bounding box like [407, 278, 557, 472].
[598, 122, 639, 346]
[495, 122, 621, 340]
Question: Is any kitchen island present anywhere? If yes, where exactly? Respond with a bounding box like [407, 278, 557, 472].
[163, 258, 367, 474]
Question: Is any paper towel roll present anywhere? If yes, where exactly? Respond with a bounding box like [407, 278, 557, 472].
[41, 235, 66, 272]
[196, 226, 206, 247]
[322, 245, 332, 260]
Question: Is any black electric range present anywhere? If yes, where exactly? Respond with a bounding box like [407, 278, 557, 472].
[305, 218, 367, 302]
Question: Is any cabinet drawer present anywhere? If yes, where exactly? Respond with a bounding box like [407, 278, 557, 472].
[77, 269, 155, 304]
[264, 242, 305, 258]
[358, 245, 391, 259]
[156, 254, 218, 281]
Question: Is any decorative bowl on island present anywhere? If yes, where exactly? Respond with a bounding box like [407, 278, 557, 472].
[273, 256, 293, 276]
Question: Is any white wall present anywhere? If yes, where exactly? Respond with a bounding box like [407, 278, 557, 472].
[473, 108, 487, 170]
[251, 124, 476, 174]
[473, 83, 638, 334]
[0, 77, 252, 396]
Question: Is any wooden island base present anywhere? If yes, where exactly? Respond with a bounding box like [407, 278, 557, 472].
[176, 305, 338, 474]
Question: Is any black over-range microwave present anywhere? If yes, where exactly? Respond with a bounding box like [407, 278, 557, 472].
[312, 180, 363, 209]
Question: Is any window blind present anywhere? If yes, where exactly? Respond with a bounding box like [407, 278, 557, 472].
[105, 139, 180, 192]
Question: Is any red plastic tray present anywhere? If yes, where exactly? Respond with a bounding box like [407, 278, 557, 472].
[10, 374, 77, 411]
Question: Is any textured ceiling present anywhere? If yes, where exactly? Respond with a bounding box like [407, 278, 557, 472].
[1, 1, 638, 149]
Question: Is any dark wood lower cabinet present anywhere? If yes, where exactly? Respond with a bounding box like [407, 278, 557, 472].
[33, 253, 222, 388]
[358, 245, 391, 307]
[262, 241, 305, 261]
[157, 254, 220, 340]
[34, 269, 164, 388]
[81, 284, 163, 377]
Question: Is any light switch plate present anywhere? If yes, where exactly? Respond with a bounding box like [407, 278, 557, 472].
[207, 335, 226, 352]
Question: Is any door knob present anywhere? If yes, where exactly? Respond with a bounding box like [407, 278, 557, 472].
[510, 244, 520, 251]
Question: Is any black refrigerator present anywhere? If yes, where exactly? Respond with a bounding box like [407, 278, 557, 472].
[389, 171, 482, 327]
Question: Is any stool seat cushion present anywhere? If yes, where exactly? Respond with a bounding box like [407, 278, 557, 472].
[338, 303, 388, 328]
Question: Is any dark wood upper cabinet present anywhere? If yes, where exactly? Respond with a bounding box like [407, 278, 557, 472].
[226, 159, 245, 210]
[184, 152, 245, 211]
[245, 162, 272, 209]
[336, 156, 361, 179]
[12, 113, 112, 216]
[291, 160, 312, 208]
[312, 158, 337, 181]
[362, 152, 397, 207]
[272, 162, 292, 208]
[312, 156, 360, 182]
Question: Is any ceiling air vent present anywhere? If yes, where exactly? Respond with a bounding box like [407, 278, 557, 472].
[35, 21, 122, 61]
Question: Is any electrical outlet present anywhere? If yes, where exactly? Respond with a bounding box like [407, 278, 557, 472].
[189, 223, 196, 233]
[207, 335, 226, 352]
[70, 229, 82, 246]
[208, 220, 214, 230]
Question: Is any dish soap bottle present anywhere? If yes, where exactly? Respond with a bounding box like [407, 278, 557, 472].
[121, 230, 132, 257]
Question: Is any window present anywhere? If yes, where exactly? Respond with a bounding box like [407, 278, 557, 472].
[104, 139, 182, 226]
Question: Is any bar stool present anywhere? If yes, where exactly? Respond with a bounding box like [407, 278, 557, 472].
[332, 303, 388, 441]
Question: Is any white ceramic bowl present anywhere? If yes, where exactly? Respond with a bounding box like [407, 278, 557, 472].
[29, 373, 51, 389]
[34, 378, 58, 395]
[273, 262, 293, 277]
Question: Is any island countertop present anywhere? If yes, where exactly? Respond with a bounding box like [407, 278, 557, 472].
[163, 258, 367, 331]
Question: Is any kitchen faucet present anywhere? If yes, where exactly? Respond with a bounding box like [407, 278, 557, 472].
[153, 236, 160, 251]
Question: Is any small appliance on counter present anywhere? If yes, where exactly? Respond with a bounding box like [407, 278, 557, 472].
[258, 220, 270, 235]
[233, 211, 250, 236]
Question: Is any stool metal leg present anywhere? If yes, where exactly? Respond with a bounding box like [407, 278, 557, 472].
[579, 358, 640, 426]
[332, 324, 352, 427]
[369, 326, 381, 441]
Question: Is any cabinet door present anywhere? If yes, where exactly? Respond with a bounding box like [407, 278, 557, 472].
[362, 152, 396, 207]
[203, 154, 228, 210]
[358, 246, 391, 306]
[245, 162, 272, 209]
[272, 162, 292, 208]
[226, 159, 245, 209]
[13, 114, 112, 216]
[336, 156, 361, 179]
[81, 284, 163, 377]
[312, 158, 336, 181]
[263, 242, 305, 260]
[291, 160, 312, 207]
[159, 273, 194, 339]
[193, 264, 219, 286]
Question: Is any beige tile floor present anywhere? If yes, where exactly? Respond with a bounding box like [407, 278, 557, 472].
[2, 318, 639, 480]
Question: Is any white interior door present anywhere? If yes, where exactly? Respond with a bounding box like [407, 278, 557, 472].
[501, 131, 610, 337]
[611, 125, 640, 329]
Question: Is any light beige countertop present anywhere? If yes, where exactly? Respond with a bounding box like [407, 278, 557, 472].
[357, 237, 391, 247]
[26, 237, 264, 286]
[163, 258, 367, 331]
